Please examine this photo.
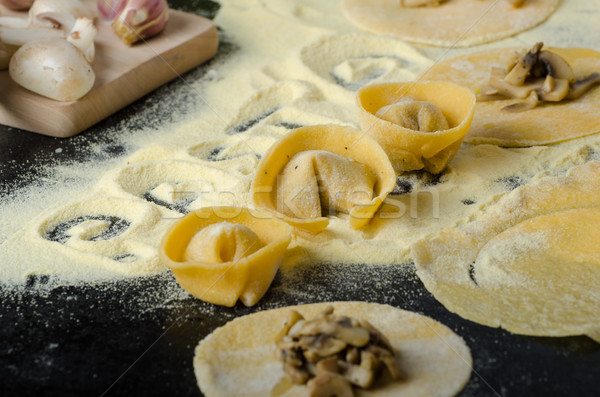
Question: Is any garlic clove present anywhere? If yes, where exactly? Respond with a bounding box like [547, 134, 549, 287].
[97, 0, 126, 21]
[29, 0, 96, 33]
[111, 0, 168, 45]
[9, 38, 95, 101]
[0, 0, 35, 11]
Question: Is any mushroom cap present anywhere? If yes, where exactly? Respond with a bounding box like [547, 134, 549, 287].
[8, 38, 95, 101]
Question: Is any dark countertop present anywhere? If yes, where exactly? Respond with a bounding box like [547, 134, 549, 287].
[1, 1, 599, 396]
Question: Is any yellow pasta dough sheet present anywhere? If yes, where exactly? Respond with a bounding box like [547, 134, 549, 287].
[341, 0, 560, 47]
[420, 46, 600, 146]
[194, 301, 472, 397]
[411, 161, 600, 341]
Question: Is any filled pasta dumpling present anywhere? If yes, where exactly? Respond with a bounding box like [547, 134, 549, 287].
[357, 81, 475, 173]
[252, 125, 396, 233]
[160, 206, 291, 307]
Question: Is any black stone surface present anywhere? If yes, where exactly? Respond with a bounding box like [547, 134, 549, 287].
[1, 1, 599, 396]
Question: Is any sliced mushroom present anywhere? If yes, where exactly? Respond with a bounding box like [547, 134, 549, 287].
[275, 307, 403, 395]
[345, 347, 360, 365]
[480, 42, 600, 112]
[539, 75, 569, 102]
[338, 350, 379, 388]
[308, 372, 353, 397]
[489, 75, 544, 99]
[303, 334, 347, 358]
[537, 50, 576, 83]
[568, 73, 600, 99]
[315, 356, 339, 374]
[503, 43, 541, 86]
[502, 90, 539, 112]
[284, 362, 310, 385]
[366, 345, 405, 381]
[275, 310, 304, 341]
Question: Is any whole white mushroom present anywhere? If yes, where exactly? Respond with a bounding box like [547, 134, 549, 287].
[9, 38, 95, 101]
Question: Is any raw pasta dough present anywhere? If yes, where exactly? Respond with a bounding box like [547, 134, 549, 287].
[194, 301, 472, 397]
[160, 207, 291, 307]
[252, 125, 396, 233]
[342, 0, 560, 47]
[356, 81, 475, 173]
[278, 150, 376, 219]
[420, 46, 600, 146]
[411, 161, 600, 341]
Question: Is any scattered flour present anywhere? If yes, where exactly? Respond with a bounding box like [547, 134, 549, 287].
[0, 0, 599, 287]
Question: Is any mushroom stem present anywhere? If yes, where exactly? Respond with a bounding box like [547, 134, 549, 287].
[67, 17, 97, 62]
[0, 23, 65, 46]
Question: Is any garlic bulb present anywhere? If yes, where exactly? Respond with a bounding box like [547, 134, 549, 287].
[109, 0, 168, 45]
[0, 0, 35, 11]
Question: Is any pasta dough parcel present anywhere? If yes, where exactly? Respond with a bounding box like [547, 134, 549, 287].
[251, 125, 396, 234]
[194, 302, 472, 397]
[411, 161, 600, 342]
[342, 0, 560, 47]
[420, 45, 600, 146]
[356, 81, 476, 173]
[159, 206, 292, 307]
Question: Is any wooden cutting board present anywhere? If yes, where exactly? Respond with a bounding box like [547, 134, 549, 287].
[0, 7, 218, 138]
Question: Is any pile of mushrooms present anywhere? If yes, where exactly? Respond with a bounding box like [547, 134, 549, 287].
[0, 0, 97, 101]
[402, 0, 526, 8]
[274, 306, 404, 397]
[478, 42, 600, 112]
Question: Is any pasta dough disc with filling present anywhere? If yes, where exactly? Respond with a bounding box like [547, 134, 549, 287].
[411, 161, 600, 340]
[194, 301, 472, 397]
[419, 46, 600, 146]
[341, 0, 560, 47]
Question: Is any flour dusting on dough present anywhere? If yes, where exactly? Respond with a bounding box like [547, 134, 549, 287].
[0, 0, 599, 286]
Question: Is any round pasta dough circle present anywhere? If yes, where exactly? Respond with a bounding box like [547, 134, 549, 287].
[420, 46, 600, 146]
[341, 0, 560, 47]
[411, 162, 600, 340]
[194, 302, 472, 397]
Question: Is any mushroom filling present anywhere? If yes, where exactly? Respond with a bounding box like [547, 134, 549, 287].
[478, 42, 600, 112]
[274, 306, 404, 396]
[375, 97, 450, 133]
[402, 0, 525, 8]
